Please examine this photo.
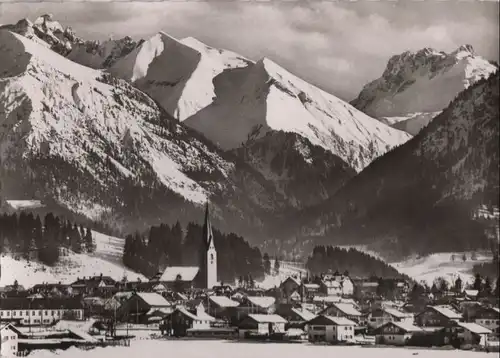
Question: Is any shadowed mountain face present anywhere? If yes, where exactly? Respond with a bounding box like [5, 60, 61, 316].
[290, 72, 499, 259]
[352, 45, 497, 136]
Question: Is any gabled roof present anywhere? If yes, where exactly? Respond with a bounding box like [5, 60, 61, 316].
[282, 277, 301, 286]
[383, 307, 413, 319]
[136, 292, 171, 307]
[209, 295, 239, 308]
[0, 298, 84, 310]
[330, 303, 362, 316]
[308, 315, 357, 326]
[246, 296, 275, 309]
[322, 280, 341, 288]
[379, 321, 422, 333]
[456, 322, 492, 334]
[247, 314, 287, 324]
[429, 305, 462, 319]
[302, 283, 320, 289]
[159, 266, 199, 282]
[291, 308, 316, 321]
[174, 306, 215, 322]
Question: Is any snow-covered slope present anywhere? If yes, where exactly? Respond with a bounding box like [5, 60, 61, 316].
[0, 29, 292, 237]
[0, 231, 145, 287]
[392, 251, 493, 286]
[110, 32, 251, 121]
[184, 57, 410, 171]
[380, 112, 441, 136]
[0, 15, 140, 69]
[352, 45, 497, 135]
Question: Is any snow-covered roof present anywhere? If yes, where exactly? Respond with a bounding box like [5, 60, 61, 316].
[247, 296, 275, 308]
[464, 289, 479, 297]
[456, 322, 492, 334]
[247, 314, 287, 324]
[175, 306, 215, 322]
[136, 292, 171, 307]
[322, 280, 341, 288]
[159, 266, 199, 282]
[282, 277, 301, 286]
[323, 316, 357, 326]
[291, 308, 316, 321]
[429, 305, 462, 319]
[209, 295, 240, 308]
[303, 283, 320, 289]
[388, 321, 422, 333]
[383, 307, 413, 319]
[333, 303, 362, 316]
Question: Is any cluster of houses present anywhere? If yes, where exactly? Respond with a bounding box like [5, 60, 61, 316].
[1, 271, 499, 354]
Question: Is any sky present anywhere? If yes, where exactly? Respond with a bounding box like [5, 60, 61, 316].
[0, 1, 498, 101]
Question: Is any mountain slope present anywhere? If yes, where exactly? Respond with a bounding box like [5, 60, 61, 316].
[0, 30, 292, 239]
[0, 231, 146, 287]
[293, 72, 499, 259]
[110, 32, 251, 121]
[352, 46, 497, 135]
[0, 15, 141, 69]
[184, 57, 411, 172]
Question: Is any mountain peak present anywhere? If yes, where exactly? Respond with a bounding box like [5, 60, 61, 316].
[451, 44, 475, 58]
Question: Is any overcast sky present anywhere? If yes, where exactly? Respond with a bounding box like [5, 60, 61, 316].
[1, 1, 498, 101]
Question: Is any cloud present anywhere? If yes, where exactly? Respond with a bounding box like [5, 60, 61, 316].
[0, 1, 498, 101]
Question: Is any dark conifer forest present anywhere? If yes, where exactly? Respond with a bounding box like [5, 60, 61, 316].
[122, 221, 265, 283]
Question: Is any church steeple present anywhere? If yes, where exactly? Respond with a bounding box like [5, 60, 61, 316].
[201, 201, 217, 289]
[203, 202, 214, 249]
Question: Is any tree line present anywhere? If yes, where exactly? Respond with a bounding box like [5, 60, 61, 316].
[0, 211, 95, 266]
[122, 221, 265, 283]
[306, 245, 405, 278]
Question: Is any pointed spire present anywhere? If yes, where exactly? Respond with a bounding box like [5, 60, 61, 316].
[203, 201, 214, 249]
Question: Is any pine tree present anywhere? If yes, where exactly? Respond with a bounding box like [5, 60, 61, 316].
[473, 273, 482, 291]
[454, 276, 463, 293]
[274, 256, 280, 275]
[483, 277, 492, 296]
[263, 253, 271, 275]
[84, 228, 95, 253]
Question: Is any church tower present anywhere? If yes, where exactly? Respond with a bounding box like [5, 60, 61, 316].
[201, 202, 217, 289]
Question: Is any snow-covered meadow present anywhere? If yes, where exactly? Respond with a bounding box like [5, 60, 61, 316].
[28, 340, 489, 358]
[0, 231, 145, 287]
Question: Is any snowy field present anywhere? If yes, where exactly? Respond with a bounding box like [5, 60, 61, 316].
[392, 252, 493, 286]
[28, 340, 488, 358]
[0, 231, 145, 287]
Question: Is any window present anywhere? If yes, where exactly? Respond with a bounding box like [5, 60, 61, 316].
[26, 311, 29, 316]
[44, 311, 48, 315]
[52, 311, 55, 316]
[6, 312, 9, 316]
[13, 312, 16, 317]
[1, 312, 3, 317]
[32, 311, 35, 316]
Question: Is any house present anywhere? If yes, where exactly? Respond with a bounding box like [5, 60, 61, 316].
[206, 295, 240, 319]
[162, 304, 216, 337]
[307, 315, 357, 343]
[1, 323, 20, 357]
[277, 306, 316, 330]
[444, 321, 492, 347]
[471, 306, 499, 336]
[238, 314, 287, 338]
[415, 305, 463, 327]
[320, 280, 342, 296]
[117, 292, 172, 323]
[152, 266, 199, 291]
[70, 275, 117, 296]
[301, 283, 320, 299]
[240, 296, 276, 314]
[0, 298, 84, 325]
[30, 282, 72, 297]
[280, 277, 301, 299]
[374, 321, 423, 346]
[352, 279, 379, 298]
[368, 307, 414, 329]
[319, 302, 363, 324]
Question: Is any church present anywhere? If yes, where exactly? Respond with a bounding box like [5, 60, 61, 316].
[152, 203, 218, 290]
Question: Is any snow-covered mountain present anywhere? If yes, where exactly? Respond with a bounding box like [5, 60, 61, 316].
[0, 29, 291, 238]
[352, 45, 498, 135]
[110, 32, 251, 121]
[111, 33, 410, 172]
[0, 14, 140, 69]
[293, 71, 499, 259]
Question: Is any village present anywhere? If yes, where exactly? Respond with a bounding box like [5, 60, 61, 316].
[1, 207, 499, 357]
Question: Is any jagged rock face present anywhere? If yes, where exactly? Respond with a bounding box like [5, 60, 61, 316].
[294, 72, 499, 258]
[351, 45, 497, 135]
[0, 15, 140, 69]
[232, 131, 356, 208]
